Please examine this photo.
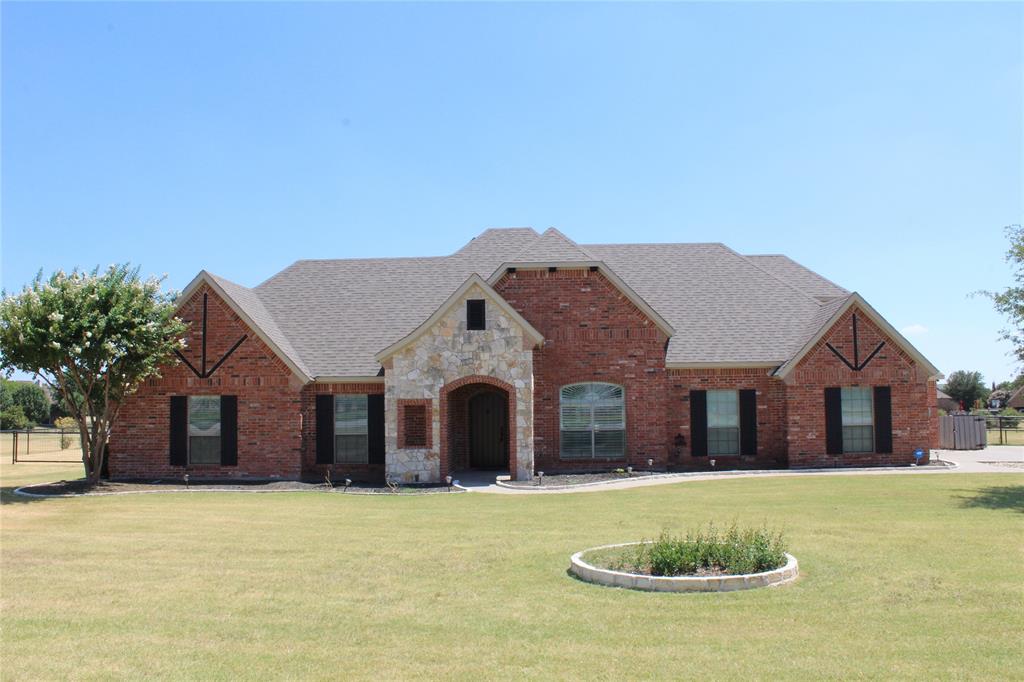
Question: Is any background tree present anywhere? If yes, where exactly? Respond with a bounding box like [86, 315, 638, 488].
[0, 265, 187, 481]
[4, 380, 52, 425]
[941, 370, 988, 412]
[979, 224, 1024, 363]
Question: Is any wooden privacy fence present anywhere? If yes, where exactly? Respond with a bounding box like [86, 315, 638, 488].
[938, 415, 987, 450]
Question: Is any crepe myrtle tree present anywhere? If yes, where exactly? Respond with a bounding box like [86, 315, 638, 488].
[0, 265, 187, 481]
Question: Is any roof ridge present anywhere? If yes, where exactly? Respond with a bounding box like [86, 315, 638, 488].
[712, 244, 824, 305]
[746, 253, 849, 296]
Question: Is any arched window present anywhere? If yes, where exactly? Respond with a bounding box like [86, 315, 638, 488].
[560, 383, 625, 459]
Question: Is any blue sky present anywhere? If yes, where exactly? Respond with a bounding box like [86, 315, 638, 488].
[2, 2, 1021, 383]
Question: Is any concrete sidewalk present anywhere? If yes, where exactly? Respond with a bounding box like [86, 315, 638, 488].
[455, 447, 1024, 495]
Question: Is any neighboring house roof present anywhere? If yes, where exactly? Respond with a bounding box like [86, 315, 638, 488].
[745, 255, 849, 301]
[178, 227, 937, 380]
[1008, 387, 1024, 408]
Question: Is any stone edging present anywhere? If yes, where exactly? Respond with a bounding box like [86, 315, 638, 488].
[12, 482, 469, 499]
[570, 542, 799, 593]
[496, 460, 959, 491]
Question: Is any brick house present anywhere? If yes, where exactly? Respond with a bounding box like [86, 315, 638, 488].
[109, 227, 941, 482]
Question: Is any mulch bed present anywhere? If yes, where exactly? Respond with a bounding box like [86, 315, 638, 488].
[18, 478, 462, 496]
[503, 470, 660, 488]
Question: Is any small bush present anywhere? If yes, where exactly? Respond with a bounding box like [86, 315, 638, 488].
[605, 523, 787, 576]
[54, 416, 78, 449]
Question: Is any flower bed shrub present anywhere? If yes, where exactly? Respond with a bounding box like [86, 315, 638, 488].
[596, 523, 787, 576]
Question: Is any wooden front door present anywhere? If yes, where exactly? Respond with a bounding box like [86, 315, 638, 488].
[469, 391, 508, 469]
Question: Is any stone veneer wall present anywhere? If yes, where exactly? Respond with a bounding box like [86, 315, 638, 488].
[384, 284, 535, 482]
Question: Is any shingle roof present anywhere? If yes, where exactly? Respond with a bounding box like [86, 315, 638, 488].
[512, 228, 596, 262]
[745, 255, 849, 300]
[192, 228, 882, 378]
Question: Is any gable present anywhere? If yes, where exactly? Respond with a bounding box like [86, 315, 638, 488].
[780, 297, 941, 382]
[375, 274, 544, 362]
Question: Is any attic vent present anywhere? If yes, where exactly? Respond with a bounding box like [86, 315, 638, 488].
[467, 299, 486, 330]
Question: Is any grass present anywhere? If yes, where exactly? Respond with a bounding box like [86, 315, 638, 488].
[986, 427, 1024, 446]
[2, 461, 1022, 680]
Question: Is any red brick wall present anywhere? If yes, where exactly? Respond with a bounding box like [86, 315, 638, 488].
[299, 382, 385, 482]
[493, 268, 669, 471]
[397, 399, 432, 449]
[666, 367, 787, 468]
[109, 284, 304, 479]
[784, 305, 938, 467]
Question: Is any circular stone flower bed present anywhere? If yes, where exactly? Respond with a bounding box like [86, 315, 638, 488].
[570, 525, 797, 592]
[15, 478, 464, 497]
[571, 542, 798, 592]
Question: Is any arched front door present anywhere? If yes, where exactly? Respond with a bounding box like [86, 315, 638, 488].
[469, 391, 508, 469]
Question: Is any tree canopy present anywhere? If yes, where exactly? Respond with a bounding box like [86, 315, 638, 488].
[941, 370, 988, 412]
[1, 379, 51, 426]
[0, 265, 187, 480]
[980, 224, 1024, 365]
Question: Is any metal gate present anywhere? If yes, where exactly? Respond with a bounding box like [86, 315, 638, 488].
[938, 415, 987, 449]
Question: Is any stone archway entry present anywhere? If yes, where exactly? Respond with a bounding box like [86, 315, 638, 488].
[469, 391, 508, 469]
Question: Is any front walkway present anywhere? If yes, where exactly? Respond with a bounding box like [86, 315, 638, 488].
[455, 447, 1024, 495]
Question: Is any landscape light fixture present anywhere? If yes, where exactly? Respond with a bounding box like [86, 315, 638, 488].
[445, 475, 453, 491]
[626, 465, 633, 477]
[538, 471, 544, 486]
[344, 478, 352, 492]
[647, 458, 653, 469]
[184, 473, 189, 489]
[710, 459, 716, 468]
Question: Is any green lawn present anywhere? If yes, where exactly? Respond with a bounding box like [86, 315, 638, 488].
[2, 462, 1022, 680]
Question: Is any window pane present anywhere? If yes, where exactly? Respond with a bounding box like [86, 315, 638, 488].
[189, 436, 221, 464]
[842, 425, 874, 453]
[593, 404, 624, 430]
[594, 430, 625, 457]
[560, 404, 592, 430]
[188, 396, 221, 436]
[841, 387, 873, 426]
[335, 435, 369, 463]
[560, 431, 593, 458]
[707, 390, 739, 428]
[708, 427, 740, 456]
[335, 395, 368, 435]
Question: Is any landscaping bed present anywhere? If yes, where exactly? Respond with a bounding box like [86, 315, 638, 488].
[502, 470, 660, 488]
[17, 478, 462, 496]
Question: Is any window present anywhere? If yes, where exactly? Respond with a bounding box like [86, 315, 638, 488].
[560, 383, 625, 459]
[188, 396, 221, 465]
[335, 395, 369, 463]
[467, 299, 486, 330]
[841, 387, 874, 453]
[707, 390, 740, 455]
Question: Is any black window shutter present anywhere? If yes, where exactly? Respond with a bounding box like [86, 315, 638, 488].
[368, 394, 385, 464]
[169, 396, 188, 466]
[874, 386, 893, 454]
[220, 395, 238, 466]
[690, 390, 707, 457]
[467, 299, 486, 330]
[739, 389, 757, 456]
[825, 387, 843, 455]
[315, 394, 334, 464]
